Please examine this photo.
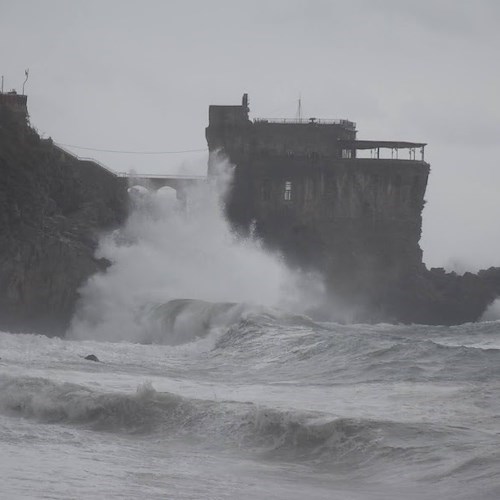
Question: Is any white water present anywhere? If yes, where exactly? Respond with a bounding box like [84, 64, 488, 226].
[2, 318, 500, 500]
[1, 163, 500, 499]
[70, 160, 322, 344]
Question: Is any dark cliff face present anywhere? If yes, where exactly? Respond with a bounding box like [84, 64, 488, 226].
[206, 99, 500, 325]
[224, 155, 429, 317]
[0, 106, 127, 335]
[387, 267, 500, 325]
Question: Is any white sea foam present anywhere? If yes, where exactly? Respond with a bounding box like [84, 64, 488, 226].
[68, 157, 323, 343]
[2, 319, 500, 499]
[481, 298, 500, 321]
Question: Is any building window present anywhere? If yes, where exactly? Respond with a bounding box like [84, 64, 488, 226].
[284, 181, 292, 201]
[342, 149, 352, 159]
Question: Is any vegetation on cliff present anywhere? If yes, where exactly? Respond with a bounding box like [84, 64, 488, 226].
[0, 106, 127, 335]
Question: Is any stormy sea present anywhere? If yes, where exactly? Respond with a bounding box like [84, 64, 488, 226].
[1, 173, 499, 500]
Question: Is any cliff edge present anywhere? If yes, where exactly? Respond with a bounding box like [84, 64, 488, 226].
[0, 105, 127, 335]
[206, 95, 500, 325]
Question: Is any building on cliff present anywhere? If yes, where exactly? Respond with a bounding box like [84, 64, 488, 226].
[0, 89, 28, 119]
[206, 94, 431, 320]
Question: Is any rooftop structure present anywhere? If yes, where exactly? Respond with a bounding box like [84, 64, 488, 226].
[0, 90, 28, 117]
[207, 93, 426, 163]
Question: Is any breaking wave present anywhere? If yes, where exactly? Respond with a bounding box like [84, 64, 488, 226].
[0, 374, 472, 470]
[69, 159, 323, 343]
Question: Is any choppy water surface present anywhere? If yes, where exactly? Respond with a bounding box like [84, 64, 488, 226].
[1, 307, 500, 499]
[2, 184, 499, 499]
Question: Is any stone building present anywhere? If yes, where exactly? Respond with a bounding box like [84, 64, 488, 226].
[206, 94, 430, 320]
[0, 90, 28, 118]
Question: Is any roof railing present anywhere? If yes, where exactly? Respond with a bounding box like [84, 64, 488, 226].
[254, 117, 356, 129]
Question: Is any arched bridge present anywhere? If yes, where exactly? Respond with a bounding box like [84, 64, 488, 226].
[123, 173, 206, 193]
[121, 173, 207, 205]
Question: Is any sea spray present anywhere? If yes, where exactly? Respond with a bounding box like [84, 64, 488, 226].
[69, 158, 323, 343]
[481, 298, 500, 321]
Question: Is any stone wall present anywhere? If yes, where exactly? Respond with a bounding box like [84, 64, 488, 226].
[223, 152, 429, 319]
[251, 122, 355, 156]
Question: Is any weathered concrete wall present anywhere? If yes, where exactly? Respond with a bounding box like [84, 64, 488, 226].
[251, 122, 355, 156]
[206, 105, 251, 159]
[223, 152, 429, 318]
[206, 105, 356, 159]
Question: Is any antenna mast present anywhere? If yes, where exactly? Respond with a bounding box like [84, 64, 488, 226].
[296, 93, 302, 122]
[22, 69, 29, 95]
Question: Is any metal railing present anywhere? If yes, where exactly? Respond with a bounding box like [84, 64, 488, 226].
[53, 143, 120, 176]
[53, 143, 207, 180]
[124, 173, 207, 180]
[254, 117, 356, 129]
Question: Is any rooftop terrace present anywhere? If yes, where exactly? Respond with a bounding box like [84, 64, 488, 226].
[254, 117, 356, 130]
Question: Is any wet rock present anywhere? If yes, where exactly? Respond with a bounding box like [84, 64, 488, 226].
[84, 354, 99, 362]
[0, 104, 127, 336]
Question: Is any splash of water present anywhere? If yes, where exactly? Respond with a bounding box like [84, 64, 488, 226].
[69, 159, 323, 343]
[481, 298, 500, 321]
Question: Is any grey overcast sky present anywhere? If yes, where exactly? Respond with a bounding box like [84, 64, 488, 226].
[1, 0, 499, 271]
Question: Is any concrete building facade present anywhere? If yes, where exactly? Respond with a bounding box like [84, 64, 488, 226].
[206, 94, 430, 320]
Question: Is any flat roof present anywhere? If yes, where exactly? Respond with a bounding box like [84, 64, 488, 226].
[254, 118, 356, 129]
[338, 140, 426, 149]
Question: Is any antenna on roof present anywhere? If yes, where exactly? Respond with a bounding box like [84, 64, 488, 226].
[242, 93, 249, 112]
[296, 93, 302, 122]
[22, 69, 29, 95]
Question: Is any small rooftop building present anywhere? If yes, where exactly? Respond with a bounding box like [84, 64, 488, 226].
[0, 90, 28, 117]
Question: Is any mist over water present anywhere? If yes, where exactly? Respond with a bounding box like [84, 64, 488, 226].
[69, 159, 323, 343]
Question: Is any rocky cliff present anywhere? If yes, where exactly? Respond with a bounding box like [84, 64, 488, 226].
[0, 105, 127, 335]
[206, 96, 500, 325]
[386, 266, 500, 325]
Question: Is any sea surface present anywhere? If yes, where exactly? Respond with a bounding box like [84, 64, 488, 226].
[2, 181, 500, 499]
[1, 306, 500, 500]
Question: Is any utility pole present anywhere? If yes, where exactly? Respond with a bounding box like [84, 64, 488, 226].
[1, 76, 4, 93]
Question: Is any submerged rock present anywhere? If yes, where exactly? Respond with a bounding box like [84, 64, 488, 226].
[84, 354, 99, 362]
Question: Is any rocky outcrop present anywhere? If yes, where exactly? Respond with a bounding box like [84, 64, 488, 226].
[388, 267, 500, 325]
[0, 106, 127, 335]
